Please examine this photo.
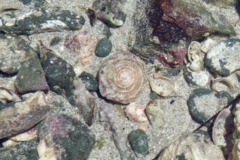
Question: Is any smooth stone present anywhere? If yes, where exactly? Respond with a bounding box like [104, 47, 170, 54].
[205, 39, 240, 77]
[128, 129, 149, 156]
[15, 57, 49, 93]
[187, 88, 233, 124]
[95, 38, 112, 57]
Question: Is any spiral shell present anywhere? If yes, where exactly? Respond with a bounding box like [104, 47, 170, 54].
[98, 52, 146, 104]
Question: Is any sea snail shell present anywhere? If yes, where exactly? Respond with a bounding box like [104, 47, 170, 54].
[98, 52, 146, 104]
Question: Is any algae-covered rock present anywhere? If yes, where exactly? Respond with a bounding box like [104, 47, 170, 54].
[0, 36, 34, 74]
[38, 112, 95, 160]
[128, 129, 149, 156]
[0, 140, 39, 160]
[79, 72, 98, 92]
[38, 43, 76, 105]
[187, 88, 233, 124]
[205, 39, 240, 77]
[15, 57, 49, 93]
[95, 38, 112, 57]
[0, 10, 85, 35]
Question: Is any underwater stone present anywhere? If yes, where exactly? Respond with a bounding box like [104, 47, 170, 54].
[38, 112, 95, 160]
[205, 39, 240, 77]
[128, 129, 149, 156]
[98, 52, 146, 104]
[160, 0, 236, 39]
[95, 38, 112, 57]
[187, 88, 233, 124]
[79, 72, 98, 92]
[159, 131, 225, 160]
[0, 36, 34, 74]
[0, 92, 49, 139]
[0, 10, 85, 35]
[38, 43, 76, 105]
[15, 57, 49, 93]
[0, 140, 39, 160]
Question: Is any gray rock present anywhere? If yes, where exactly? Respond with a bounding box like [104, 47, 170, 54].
[0, 36, 33, 74]
[38, 112, 95, 160]
[0, 140, 39, 160]
[15, 57, 49, 93]
[206, 39, 240, 77]
[128, 129, 149, 156]
[0, 92, 49, 139]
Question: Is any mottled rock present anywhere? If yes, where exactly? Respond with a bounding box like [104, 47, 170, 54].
[79, 72, 98, 92]
[205, 39, 240, 77]
[128, 129, 149, 156]
[0, 140, 39, 160]
[15, 57, 49, 93]
[183, 67, 211, 87]
[0, 36, 34, 74]
[0, 10, 85, 34]
[64, 31, 98, 75]
[95, 38, 112, 57]
[38, 112, 95, 160]
[0, 92, 49, 139]
[73, 79, 97, 126]
[160, 0, 236, 39]
[38, 43, 76, 105]
[187, 88, 233, 124]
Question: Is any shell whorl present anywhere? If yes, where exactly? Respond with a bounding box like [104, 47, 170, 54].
[98, 52, 145, 104]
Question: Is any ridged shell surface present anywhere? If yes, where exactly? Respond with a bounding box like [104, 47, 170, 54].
[98, 52, 145, 104]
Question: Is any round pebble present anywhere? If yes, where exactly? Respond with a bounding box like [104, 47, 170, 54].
[128, 129, 149, 156]
[95, 38, 112, 57]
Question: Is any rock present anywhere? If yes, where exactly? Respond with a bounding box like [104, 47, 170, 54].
[38, 112, 95, 160]
[183, 67, 211, 87]
[64, 31, 98, 75]
[205, 39, 240, 77]
[0, 140, 39, 160]
[95, 38, 112, 57]
[159, 131, 225, 160]
[38, 43, 76, 105]
[160, 0, 236, 39]
[128, 129, 149, 156]
[0, 91, 49, 139]
[0, 9, 85, 34]
[0, 36, 34, 74]
[187, 88, 233, 125]
[15, 57, 49, 93]
[79, 72, 98, 92]
[73, 79, 97, 126]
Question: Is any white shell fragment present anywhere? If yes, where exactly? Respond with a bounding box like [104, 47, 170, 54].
[212, 108, 234, 147]
[125, 102, 148, 122]
[0, 88, 21, 103]
[148, 73, 176, 97]
[10, 127, 37, 142]
[38, 139, 58, 160]
[187, 41, 205, 72]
